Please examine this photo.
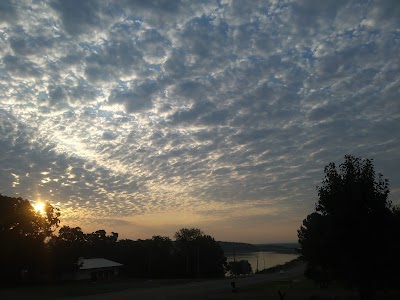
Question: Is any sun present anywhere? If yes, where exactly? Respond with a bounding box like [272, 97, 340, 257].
[33, 201, 46, 214]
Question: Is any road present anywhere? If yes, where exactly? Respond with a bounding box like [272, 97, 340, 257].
[69, 262, 306, 300]
[0, 263, 305, 300]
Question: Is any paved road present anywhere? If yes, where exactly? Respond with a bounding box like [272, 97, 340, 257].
[69, 262, 306, 300]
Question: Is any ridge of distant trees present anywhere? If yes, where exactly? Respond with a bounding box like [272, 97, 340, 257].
[298, 155, 400, 300]
[218, 241, 299, 254]
[0, 194, 227, 283]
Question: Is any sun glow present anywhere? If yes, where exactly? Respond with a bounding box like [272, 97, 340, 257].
[33, 201, 46, 214]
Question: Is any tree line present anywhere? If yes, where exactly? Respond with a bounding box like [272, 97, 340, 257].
[298, 155, 400, 300]
[0, 195, 228, 283]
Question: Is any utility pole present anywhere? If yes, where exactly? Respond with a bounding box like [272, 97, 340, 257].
[186, 254, 189, 275]
[197, 246, 200, 277]
[256, 257, 259, 272]
[148, 251, 152, 278]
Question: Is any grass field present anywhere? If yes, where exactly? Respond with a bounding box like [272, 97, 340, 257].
[3, 277, 400, 300]
[219, 278, 400, 300]
[0, 278, 193, 299]
[2, 262, 400, 300]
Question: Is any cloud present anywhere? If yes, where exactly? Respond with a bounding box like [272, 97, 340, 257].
[0, 0, 399, 242]
[49, 0, 103, 35]
[2, 55, 44, 79]
[102, 131, 117, 141]
[363, 0, 400, 30]
[0, 0, 17, 25]
[84, 40, 145, 83]
[9, 33, 54, 57]
[108, 81, 159, 113]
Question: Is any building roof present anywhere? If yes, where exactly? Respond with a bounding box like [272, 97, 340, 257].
[79, 258, 123, 270]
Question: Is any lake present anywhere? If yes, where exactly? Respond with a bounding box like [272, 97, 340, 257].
[225, 251, 299, 272]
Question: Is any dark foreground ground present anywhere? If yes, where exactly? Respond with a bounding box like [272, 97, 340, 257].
[1, 261, 399, 300]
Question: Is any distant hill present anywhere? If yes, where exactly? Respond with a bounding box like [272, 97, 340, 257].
[255, 243, 300, 254]
[218, 241, 258, 253]
[219, 241, 299, 254]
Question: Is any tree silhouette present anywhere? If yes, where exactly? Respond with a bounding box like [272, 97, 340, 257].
[48, 226, 87, 278]
[227, 260, 252, 276]
[174, 228, 204, 242]
[298, 155, 397, 299]
[0, 194, 60, 282]
[146, 236, 174, 277]
[87, 229, 118, 258]
[0, 195, 227, 281]
[174, 228, 227, 277]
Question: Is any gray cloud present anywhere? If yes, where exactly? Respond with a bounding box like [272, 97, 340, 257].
[84, 40, 145, 83]
[0, 0, 17, 25]
[0, 0, 399, 242]
[49, 0, 103, 35]
[108, 80, 159, 113]
[2, 55, 44, 79]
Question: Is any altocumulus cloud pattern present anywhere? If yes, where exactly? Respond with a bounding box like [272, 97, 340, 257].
[0, 0, 399, 242]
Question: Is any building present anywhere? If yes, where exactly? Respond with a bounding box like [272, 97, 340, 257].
[74, 258, 123, 281]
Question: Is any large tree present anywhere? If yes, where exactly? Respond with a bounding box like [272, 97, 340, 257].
[174, 228, 227, 278]
[0, 194, 60, 282]
[298, 155, 398, 299]
[48, 227, 120, 278]
[47, 226, 88, 278]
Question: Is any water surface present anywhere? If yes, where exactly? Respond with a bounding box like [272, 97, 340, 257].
[225, 251, 298, 272]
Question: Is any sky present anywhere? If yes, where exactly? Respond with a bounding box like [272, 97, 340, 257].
[0, 0, 399, 243]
